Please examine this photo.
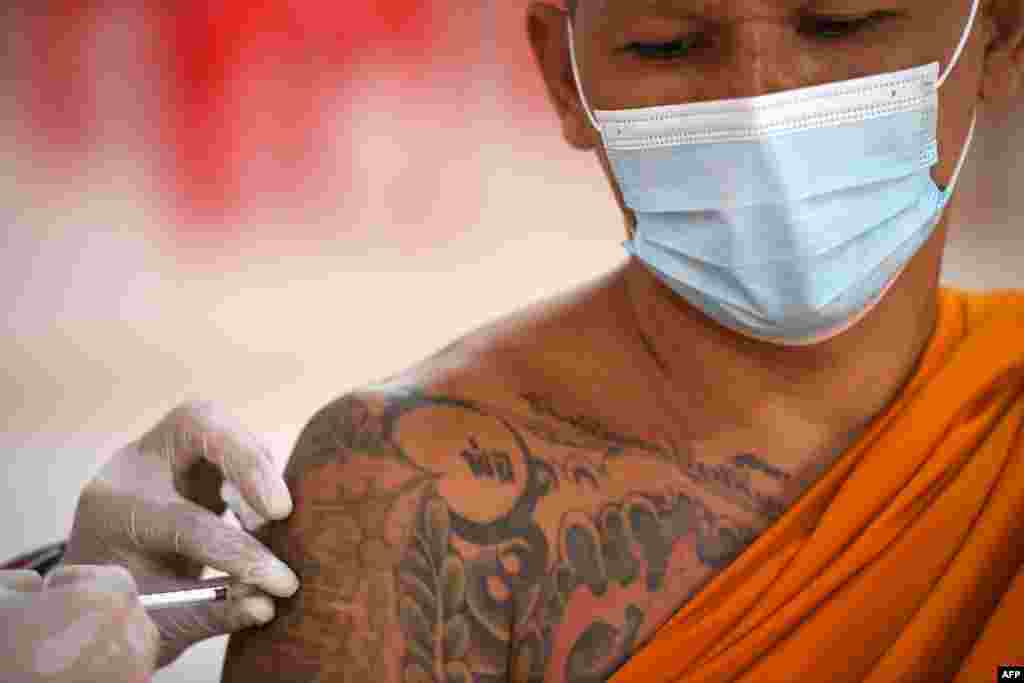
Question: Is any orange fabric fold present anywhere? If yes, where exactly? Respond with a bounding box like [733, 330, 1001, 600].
[610, 287, 1024, 683]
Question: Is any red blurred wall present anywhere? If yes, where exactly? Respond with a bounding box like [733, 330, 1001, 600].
[15, 1, 558, 227]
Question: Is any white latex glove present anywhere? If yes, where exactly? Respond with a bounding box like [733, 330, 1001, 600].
[60, 400, 299, 668]
[0, 565, 161, 683]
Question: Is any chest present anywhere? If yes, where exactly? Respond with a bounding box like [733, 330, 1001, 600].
[480, 414, 806, 683]
[428, 373, 848, 683]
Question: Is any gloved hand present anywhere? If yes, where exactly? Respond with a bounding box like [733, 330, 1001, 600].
[60, 400, 300, 668]
[0, 565, 161, 683]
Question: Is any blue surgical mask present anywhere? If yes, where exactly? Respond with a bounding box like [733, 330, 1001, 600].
[566, 1, 980, 346]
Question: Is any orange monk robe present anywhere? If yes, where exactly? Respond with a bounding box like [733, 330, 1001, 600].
[611, 287, 1024, 683]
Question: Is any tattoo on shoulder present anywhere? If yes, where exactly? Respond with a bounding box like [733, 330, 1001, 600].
[518, 391, 662, 455]
[236, 388, 795, 683]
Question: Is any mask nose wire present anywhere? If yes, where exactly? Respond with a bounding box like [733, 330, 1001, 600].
[938, 0, 981, 89]
[566, 18, 602, 135]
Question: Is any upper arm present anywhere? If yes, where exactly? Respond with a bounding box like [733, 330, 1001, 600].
[220, 389, 527, 683]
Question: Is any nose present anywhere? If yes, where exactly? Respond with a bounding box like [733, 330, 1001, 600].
[702, 19, 814, 101]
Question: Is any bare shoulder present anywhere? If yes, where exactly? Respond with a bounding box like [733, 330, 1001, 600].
[220, 383, 547, 683]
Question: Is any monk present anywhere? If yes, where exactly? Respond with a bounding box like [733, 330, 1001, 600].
[221, 0, 1024, 681]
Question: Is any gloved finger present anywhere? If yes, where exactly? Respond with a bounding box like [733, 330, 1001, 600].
[36, 570, 160, 681]
[42, 564, 108, 589]
[111, 495, 298, 598]
[114, 606, 162, 678]
[141, 400, 292, 521]
[0, 569, 44, 593]
[42, 564, 140, 602]
[55, 600, 160, 680]
[24, 594, 117, 678]
[149, 584, 276, 667]
[222, 480, 270, 533]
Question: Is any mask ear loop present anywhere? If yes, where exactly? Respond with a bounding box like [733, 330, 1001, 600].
[937, 0, 981, 195]
[942, 108, 977, 198]
[937, 0, 980, 88]
[567, 17, 638, 240]
[566, 17, 603, 135]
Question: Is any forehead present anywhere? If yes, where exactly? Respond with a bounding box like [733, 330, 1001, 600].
[595, 0, 924, 18]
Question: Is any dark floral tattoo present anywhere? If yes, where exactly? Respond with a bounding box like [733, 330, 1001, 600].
[222, 388, 797, 683]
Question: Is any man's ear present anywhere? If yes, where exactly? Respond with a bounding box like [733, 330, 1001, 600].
[526, 2, 599, 151]
[980, 0, 1023, 107]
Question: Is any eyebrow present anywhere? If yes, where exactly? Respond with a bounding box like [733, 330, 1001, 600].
[629, 0, 704, 18]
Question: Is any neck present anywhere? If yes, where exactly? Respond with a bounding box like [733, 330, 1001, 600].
[619, 221, 948, 456]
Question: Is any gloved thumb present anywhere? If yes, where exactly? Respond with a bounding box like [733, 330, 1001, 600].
[149, 581, 276, 668]
[42, 564, 140, 604]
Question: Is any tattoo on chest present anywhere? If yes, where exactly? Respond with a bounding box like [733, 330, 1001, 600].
[271, 389, 794, 683]
[461, 437, 516, 483]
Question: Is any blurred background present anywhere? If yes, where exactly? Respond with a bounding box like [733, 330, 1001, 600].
[1, 1, 1020, 680]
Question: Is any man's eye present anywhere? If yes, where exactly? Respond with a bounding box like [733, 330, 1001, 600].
[801, 11, 894, 40]
[626, 10, 896, 59]
[626, 36, 702, 60]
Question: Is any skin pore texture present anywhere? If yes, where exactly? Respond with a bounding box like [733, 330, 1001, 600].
[221, 1, 1023, 682]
